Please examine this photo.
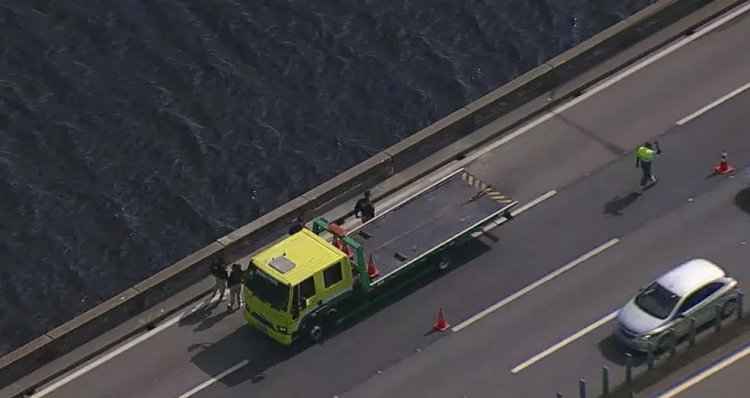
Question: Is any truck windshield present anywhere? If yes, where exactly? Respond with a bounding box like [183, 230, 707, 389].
[635, 282, 680, 319]
[245, 263, 290, 312]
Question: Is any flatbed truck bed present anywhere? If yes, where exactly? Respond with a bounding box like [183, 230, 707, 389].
[243, 167, 520, 345]
[350, 168, 517, 284]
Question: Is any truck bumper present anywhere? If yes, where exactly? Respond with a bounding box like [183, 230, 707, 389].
[243, 306, 294, 345]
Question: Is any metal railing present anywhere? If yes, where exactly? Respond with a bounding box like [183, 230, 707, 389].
[557, 292, 745, 398]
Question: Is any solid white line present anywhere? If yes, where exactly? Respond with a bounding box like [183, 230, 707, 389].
[676, 81, 750, 125]
[30, 294, 220, 397]
[177, 359, 250, 398]
[458, 1, 750, 166]
[511, 311, 618, 374]
[452, 238, 620, 332]
[471, 190, 558, 237]
[657, 344, 750, 398]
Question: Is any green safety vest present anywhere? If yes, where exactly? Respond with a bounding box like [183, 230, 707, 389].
[637, 146, 655, 162]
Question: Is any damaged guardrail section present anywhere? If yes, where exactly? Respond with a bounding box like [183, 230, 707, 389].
[0, 0, 744, 396]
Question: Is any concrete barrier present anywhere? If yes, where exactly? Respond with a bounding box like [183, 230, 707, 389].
[1, 0, 743, 394]
[132, 242, 225, 309]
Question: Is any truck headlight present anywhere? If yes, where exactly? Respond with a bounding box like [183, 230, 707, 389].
[277, 326, 287, 333]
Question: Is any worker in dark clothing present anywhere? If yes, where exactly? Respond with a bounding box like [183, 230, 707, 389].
[353, 190, 375, 223]
[227, 263, 244, 311]
[288, 216, 304, 235]
[635, 141, 661, 194]
[209, 258, 228, 302]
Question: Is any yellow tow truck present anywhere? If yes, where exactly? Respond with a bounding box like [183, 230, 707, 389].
[242, 168, 517, 344]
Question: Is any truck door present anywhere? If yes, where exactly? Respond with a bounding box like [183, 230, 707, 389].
[292, 276, 317, 321]
[320, 259, 352, 304]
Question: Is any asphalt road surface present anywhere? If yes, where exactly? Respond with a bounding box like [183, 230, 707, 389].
[656, 349, 750, 398]
[29, 4, 750, 398]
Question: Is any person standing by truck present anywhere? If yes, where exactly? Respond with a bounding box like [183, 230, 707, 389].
[635, 141, 661, 194]
[353, 191, 375, 223]
[209, 258, 228, 302]
[288, 216, 304, 235]
[227, 263, 244, 311]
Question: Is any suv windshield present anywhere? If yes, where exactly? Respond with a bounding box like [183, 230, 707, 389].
[245, 263, 290, 312]
[635, 282, 680, 319]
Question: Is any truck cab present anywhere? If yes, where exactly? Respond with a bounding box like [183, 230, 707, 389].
[242, 227, 355, 344]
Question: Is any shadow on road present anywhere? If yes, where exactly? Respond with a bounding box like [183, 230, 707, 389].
[597, 335, 661, 368]
[178, 303, 212, 327]
[735, 188, 750, 214]
[604, 193, 641, 216]
[194, 308, 234, 332]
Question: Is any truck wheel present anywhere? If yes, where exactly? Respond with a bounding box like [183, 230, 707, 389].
[308, 323, 323, 342]
[326, 308, 339, 323]
[436, 255, 451, 271]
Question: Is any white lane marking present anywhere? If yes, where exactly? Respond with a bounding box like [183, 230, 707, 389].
[458, 1, 750, 166]
[177, 359, 250, 398]
[452, 238, 620, 332]
[30, 294, 221, 397]
[471, 190, 558, 237]
[676, 81, 750, 125]
[511, 311, 618, 374]
[656, 344, 750, 398]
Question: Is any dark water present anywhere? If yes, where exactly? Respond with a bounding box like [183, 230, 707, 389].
[0, 0, 656, 356]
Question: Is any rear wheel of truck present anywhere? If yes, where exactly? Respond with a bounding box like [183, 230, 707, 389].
[308, 323, 323, 342]
[307, 308, 338, 343]
[436, 254, 451, 271]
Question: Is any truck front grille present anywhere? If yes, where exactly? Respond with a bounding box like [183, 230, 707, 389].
[252, 311, 275, 330]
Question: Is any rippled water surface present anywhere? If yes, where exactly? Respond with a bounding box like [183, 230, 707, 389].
[0, 0, 656, 355]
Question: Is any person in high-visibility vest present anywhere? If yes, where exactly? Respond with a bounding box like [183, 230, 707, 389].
[635, 141, 661, 193]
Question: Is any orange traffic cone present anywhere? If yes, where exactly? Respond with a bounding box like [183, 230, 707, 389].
[367, 253, 380, 278]
[342, 243, 353, 259]
[433, 307, 451, 331]
[713, 150, 734, 175]
[333, 237, 354, 259]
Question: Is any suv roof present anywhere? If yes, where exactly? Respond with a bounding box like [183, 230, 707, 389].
[656, 258, 725, 297]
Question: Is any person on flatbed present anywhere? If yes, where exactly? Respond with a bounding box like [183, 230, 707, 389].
[353, 191, 375, 223]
